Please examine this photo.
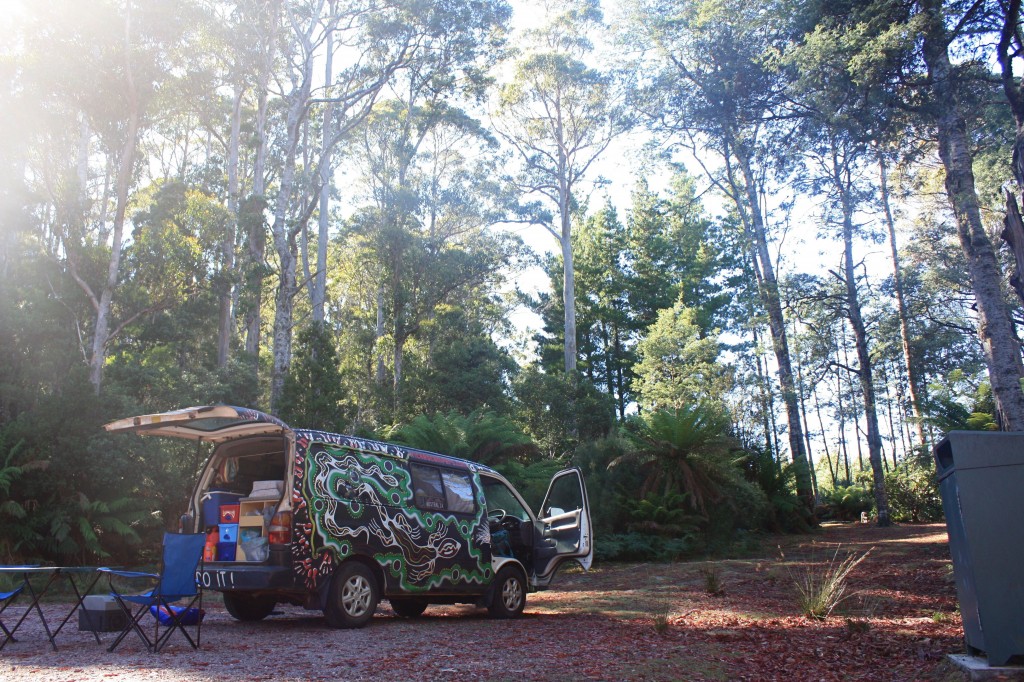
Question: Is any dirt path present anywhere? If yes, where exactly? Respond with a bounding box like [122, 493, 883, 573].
[0, 523, 968, 681]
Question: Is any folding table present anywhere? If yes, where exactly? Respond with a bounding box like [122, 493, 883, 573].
[50, 566, 108, 645]
[0, 565, 110, 650]
[0, 566, 60, 651]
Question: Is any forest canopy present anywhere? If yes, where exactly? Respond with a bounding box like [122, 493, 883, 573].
[0, 0, 1019, 562]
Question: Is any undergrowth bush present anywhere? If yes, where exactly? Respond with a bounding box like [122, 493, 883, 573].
[885, 459, 943, 523]
[595, 532, 694, 562]
[818, 484, 873, 521]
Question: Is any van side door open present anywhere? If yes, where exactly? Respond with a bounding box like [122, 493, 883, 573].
[533, 468, 592, 586]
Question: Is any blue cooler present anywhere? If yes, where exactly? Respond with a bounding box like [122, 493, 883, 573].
[201, 490, 243, 529]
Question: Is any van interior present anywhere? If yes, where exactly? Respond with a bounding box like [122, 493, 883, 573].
[195, 435, 290, 562]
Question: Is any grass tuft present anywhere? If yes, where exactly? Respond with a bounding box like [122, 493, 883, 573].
[700, 564, 725, 596]
[791, 544, 872, 620]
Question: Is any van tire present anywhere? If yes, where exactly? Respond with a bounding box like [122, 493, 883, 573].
[390, 597, 428, 618]
[488, 566, 526, 619]
[222, 592, 277, 622]
[325, 562, 379, 628]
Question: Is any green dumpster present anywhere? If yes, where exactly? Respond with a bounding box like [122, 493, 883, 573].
[934, 431, 1024, 666]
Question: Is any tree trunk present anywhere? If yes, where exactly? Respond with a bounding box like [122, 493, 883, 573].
[375, 285, 386, 386]
[244, 5, 275, 361]
[812, 385, 838, 488]
[837, 155, 890, 526]
[312, 13, 335, 324]
[268, 59, 311, 412]
[920, 0, 1024, 430]
[736, 149, 813, 509]
[878, 155, 926, 448]
[218, 82, 243, 369]
[88, 10, 140, 394]
[561, 191, 577, 373]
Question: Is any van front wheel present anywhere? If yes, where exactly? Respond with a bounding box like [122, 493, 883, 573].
[488, 566, 526, 619]
[325, 562, 379, 628]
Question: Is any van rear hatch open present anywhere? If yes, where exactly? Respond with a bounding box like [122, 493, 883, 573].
[105, 405, 297, 593]
[104, 405, 289, 442]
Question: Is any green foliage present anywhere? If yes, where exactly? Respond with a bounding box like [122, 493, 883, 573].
[626, 491, 702, 539]
[278, 322, 345, 431]
[385, 409, 536, 467]
[820, 485, 874, 521]
[921, 375, 997, 434]
[571, 436, 641, 537]
[513, 367, 614, 458]
[742, 447, 813, 533]
[44, 493, 154, 563]
[594, 532, 694, 562]
[0, 427, 44, 561]
[884, 458, 943, 523]
[494, 459, 566, 513]
[617, 404, 738, 511]
[634, 300, 732, 411]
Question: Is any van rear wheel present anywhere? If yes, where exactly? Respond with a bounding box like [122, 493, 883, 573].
[325, 562, 379, 628]
[223, 592, 276, 622]
[488, 566, 526, 619]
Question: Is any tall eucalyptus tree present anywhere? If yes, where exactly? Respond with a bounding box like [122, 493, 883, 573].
[624, 0, 815, 510]
[495, 0, 630, 374]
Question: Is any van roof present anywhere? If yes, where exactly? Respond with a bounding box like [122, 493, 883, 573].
[105, 406, 500, 472]
[293, 429, 498, 474]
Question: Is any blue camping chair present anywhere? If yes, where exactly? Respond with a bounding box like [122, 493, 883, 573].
[0, 583, 25, 646]
[101, 533, 205, 653]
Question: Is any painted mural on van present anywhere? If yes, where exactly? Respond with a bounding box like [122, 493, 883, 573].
[291, 431, 492, 593]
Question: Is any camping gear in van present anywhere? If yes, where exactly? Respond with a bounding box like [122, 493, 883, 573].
[203, 528, 218, 563]
[216, 542, 235, 561]
[248, 480, 283, 498]
[200, 491, 243, 529]
[219, 504, 239, 523]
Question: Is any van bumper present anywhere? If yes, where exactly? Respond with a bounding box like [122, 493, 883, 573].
[196, 564, 298, 592]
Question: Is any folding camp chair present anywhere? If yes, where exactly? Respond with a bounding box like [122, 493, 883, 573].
[0, 583, 24, 647]
[100, 533, 205, 653]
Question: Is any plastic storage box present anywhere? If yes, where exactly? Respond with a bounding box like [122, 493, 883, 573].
[219, 504, 240, 523]
[78, 595, 128, 632]
[201, 490, 243, 528]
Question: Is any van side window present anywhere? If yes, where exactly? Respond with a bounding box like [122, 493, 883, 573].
[441, 470, 474, 514]
[411, 463, 446, 510]
[410, 463, 476, 514]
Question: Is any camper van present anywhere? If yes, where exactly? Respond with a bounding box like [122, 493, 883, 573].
[104, 405, 592, 628]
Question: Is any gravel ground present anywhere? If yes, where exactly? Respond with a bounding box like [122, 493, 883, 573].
[0, 598, 606, 682]
[0, 524, 971, 681]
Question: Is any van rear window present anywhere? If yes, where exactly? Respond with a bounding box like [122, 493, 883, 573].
[410, 463, 475, 514]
